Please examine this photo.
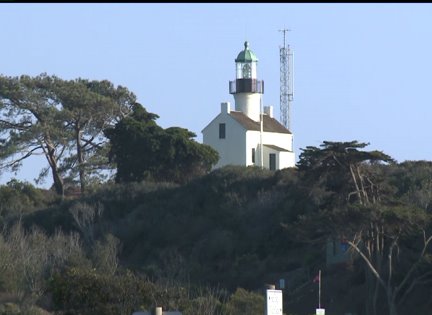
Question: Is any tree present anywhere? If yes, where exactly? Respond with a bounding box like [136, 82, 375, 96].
[0, 74, 68, 195]
[104, 102, 162, 183]
[53, 78, 135, 193]
[0, 74, 136, 195]
[158, 126, 219, 183]
[297, 140, 394, 207]
[105, 103, 219, 184]
[389, 160, 432, 212]
[294, 141, 432, 315]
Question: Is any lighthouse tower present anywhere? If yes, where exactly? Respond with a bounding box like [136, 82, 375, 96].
[202, 41, 295, 170]
[229, 41, 264, 122]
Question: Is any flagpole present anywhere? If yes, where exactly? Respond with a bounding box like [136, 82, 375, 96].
[260, 94, 264, 169]
[318, 269, 321, 309]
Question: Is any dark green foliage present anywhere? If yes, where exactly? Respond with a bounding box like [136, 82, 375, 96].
[160, 126, 219, 183]
[388, 160, 432, 211]
[20, 200, 77, 236]
[294, 141, 432, 315]
[295, 141, 431, 241]
[222, 288, 264, 315]
[104, 103, 162, 183]
[49, 268, 153, 315]
[0, 179, 56, 225]
[18, 165, 303, 290]
[105, 103, 219, 184]
[3, 139, 432, 314]
[297, 140, 394, 208]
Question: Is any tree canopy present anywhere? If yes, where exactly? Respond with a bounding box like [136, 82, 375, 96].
[105, 103, 219, 184]
[0, 73, 136, 195]
[294, 141, 432, 315]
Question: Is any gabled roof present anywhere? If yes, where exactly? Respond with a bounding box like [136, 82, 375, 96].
[229, 111, 291, 134]
[263, 144, 291, 152]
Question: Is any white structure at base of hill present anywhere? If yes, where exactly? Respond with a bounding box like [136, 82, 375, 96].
[202, 41, 295, 170]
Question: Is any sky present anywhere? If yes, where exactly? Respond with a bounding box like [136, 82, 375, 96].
[1, 3, 432, 187]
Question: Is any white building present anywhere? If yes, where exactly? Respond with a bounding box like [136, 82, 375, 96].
[202, 41, 295, 170]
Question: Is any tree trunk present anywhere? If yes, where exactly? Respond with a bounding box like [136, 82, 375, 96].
[52, 167, 64, 196]
[387, 290, 398, 315]
[372, 275, 380, 315]
[365, 269, 376, 315]
[43, 138, 64, 197]
[75, 125, 86, 194]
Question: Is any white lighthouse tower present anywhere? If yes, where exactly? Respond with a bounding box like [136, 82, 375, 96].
[202, 41, 295, 170]
[229, 41, 264, 122]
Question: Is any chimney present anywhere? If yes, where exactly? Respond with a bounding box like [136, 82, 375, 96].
[263, 105, 273, 118]
[221, 102, 231, 114]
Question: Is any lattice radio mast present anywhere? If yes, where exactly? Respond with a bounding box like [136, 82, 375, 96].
[279, 29, 294, 131]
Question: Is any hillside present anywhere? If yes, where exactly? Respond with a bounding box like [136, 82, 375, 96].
[1, 159, 432, 314]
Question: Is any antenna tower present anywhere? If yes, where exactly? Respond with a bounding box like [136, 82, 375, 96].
[279, 29, 294, 131]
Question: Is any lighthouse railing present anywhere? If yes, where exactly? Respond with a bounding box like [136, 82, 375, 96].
[229, 79, 264, 94]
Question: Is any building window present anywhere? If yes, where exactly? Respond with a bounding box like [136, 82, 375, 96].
[252, 148, 255, 164]
[219, 123, 226, 139]
[269, 153, 276, 171]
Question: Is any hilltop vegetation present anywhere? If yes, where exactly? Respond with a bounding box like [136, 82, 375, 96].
[1, 75, 432, 315]
[0, 156, 431, 315]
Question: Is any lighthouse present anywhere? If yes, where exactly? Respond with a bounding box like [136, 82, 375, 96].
[202, 41, 295, 170]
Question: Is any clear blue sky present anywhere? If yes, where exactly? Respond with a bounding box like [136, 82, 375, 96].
[1, 3, 432, 187]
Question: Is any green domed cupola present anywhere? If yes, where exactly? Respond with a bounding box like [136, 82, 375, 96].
[234, 41, 258, 80]
[235, 41, 259, 63]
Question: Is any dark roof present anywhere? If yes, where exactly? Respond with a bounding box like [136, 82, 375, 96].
[264, 144, 291, 152]
[229, 111, 291, 134]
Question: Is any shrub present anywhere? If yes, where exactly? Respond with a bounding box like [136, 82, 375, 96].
[222, 288, 264, 315]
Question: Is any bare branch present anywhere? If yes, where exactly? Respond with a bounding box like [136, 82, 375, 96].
[395, 232, 432, 299]
[0, 119, 33, 130]
[347, 240, 386, 289]
[0, 145, 42, 169]
[387, 235, 399, 292]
